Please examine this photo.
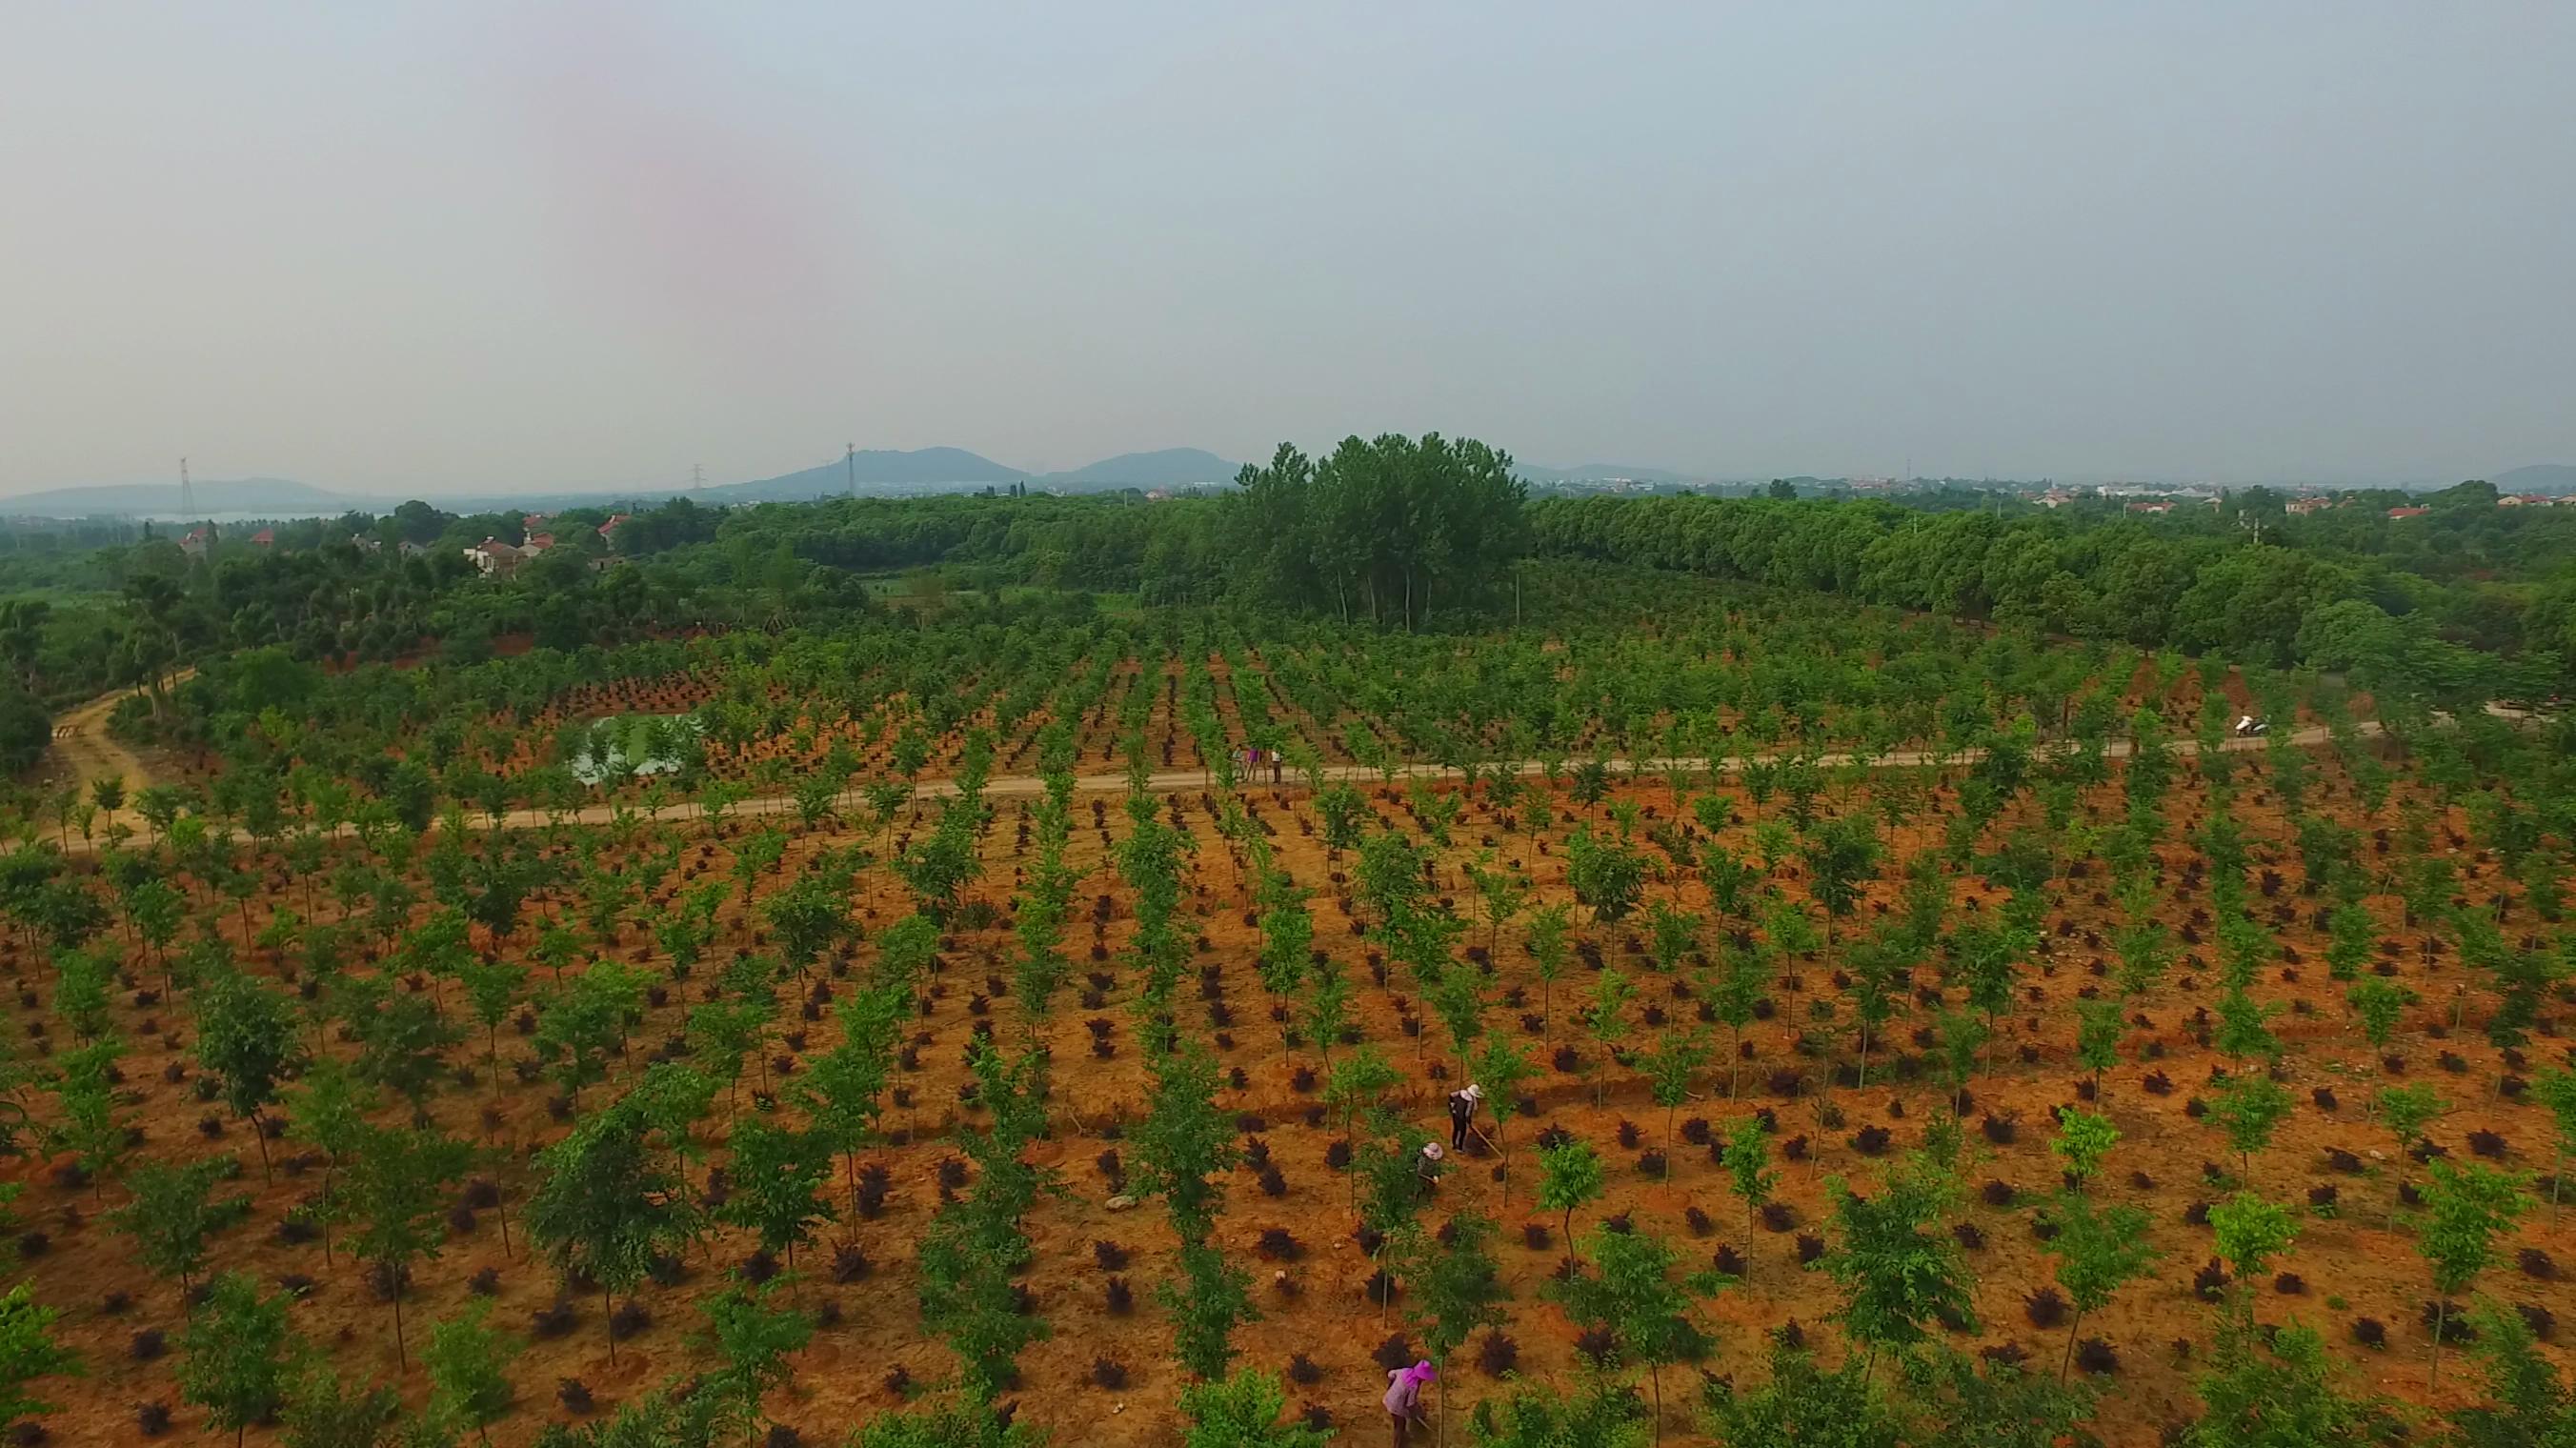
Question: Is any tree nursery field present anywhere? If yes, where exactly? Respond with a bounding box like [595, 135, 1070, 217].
[0, 452, 2570, 1448]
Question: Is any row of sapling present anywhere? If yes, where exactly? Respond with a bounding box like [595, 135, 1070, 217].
[11, 593, 2570, 1439]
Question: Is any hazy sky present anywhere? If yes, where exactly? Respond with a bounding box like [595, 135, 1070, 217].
[4, 3, 2570, 494]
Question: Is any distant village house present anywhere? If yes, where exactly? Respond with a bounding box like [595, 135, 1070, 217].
[463, 536, 527, 577]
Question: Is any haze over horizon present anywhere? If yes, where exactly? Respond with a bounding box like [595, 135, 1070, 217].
[4, 4, 2569, 495]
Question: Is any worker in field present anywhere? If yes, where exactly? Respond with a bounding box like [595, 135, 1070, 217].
[1382, 1359, 1435, 1446]
[1446, 1082, 1483, 1150]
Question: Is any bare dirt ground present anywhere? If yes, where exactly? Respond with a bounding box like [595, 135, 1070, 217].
[9, 738, 2568, 1446]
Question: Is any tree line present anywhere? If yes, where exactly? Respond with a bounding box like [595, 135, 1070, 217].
[1527, 493, 2570, 707]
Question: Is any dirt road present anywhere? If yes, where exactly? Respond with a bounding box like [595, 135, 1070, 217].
[50, 717, 2365, 854]
[38, 683, 154, 795]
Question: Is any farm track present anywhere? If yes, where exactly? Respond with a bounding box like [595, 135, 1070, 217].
[37, 671, 189, 792]
[51, 714, 2365, 853]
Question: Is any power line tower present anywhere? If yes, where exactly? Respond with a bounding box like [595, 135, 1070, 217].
[179, 456, 196, 519]
[693, 463, 704, 492]
[845, 443, 856, 499]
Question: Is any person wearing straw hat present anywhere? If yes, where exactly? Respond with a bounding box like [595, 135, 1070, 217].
[1446, 1082, 1484, 1150]
[1415, 1140, 1445, 1198]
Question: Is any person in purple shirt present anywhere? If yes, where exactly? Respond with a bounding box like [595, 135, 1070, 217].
[1382, 1359, 1435, 1445]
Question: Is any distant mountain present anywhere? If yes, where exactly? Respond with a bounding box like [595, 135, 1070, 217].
[697, 448, 1029, 503]
[1040, 449, 1239, 490]
[2493, 464, 2576, 495]
[0, 476, 365, 517]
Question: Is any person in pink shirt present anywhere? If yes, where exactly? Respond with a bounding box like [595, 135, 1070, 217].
[1382, 1359, 1435, 1445]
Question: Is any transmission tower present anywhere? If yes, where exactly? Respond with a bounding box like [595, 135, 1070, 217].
[179, 456, 196, 519]
[693, 462, 705, 491]
[845, 443, 856, 499]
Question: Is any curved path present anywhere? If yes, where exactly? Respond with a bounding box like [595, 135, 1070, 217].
[40, 682, 155, 794]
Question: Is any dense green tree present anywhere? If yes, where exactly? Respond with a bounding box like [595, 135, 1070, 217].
[1538, 1137, 1606, 1251]
[1700, 1340, 1898, 1448]
[0, 1284, 79, 1439]
[344, 1123, 473, 1368]
[1160, 1239, 1258, 1382]
[423, 1299, 514, 1444]
[717, 1117, 836, 1288]
[1131, 1040, 1238, 1246]
[111, 1155, 246, 1301]
[698, 1282, 815, 1441]
[2044, 1193, 2159, 1381]
[1821, 1151, 1974, 1376]
[2189, 1317, 2396, 1448]
[194, 966, 304, 1177]
[526, 1096, 693, 1363]
[2417, 1161, 2529, 1384]
[2448, 1299, 2574, 1448]
[281, 1367, 401, 1448]
[179, 1273, 296, 1448]
[1179, 1367, 1334, 1448]
[1548, 1223, 1726, 1436]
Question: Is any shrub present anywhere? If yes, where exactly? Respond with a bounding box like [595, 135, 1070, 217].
[2193, 1260, 2230, 1300]
[531, 1298, 579, 1338]
[2420, 1300, 2476, 1344]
